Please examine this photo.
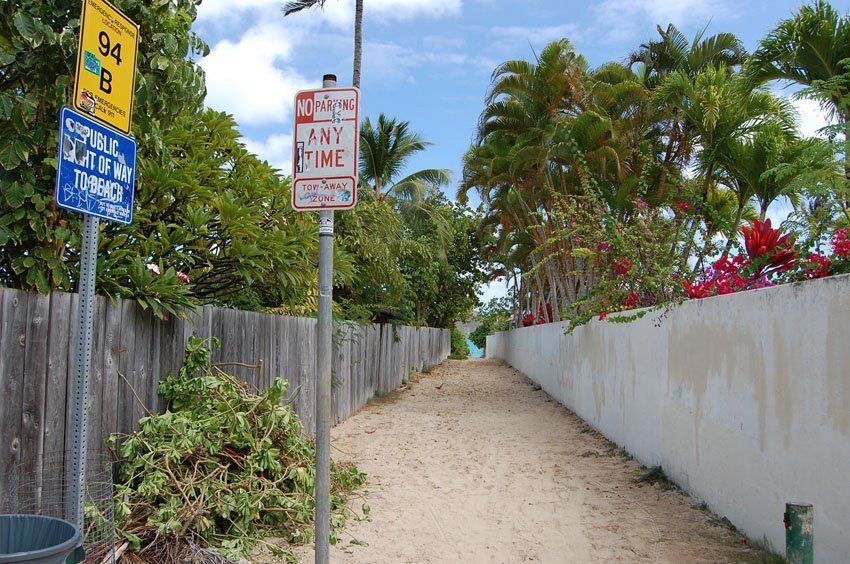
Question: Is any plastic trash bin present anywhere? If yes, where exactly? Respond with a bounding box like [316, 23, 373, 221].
[0, 515, 82, 564]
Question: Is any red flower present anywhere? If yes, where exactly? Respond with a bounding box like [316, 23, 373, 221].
[806, 253, 830, 279]
[832, 229, 850, 258]
[740, 219, 798, 277]
[677, 202, 690, 212]
[598, 312, 608, 320]
[614, 257, 632, 276]
[623, 291, 640, 308]
[684, 280, 708, 298]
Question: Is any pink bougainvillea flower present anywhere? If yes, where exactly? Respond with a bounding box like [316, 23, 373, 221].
[596, 241, 610, 251]
[832, 229, 850, 258]
[683, 279, 714, 299]
[805, 253, 830, 279]
[623, 291, 640, 308]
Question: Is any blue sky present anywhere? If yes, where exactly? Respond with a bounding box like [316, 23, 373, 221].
[192, 0, 846, 302]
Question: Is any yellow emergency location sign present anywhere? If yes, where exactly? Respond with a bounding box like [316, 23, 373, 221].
[73, 0, 139, 134]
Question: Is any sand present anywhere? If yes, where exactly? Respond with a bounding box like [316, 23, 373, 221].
[291, 359, 778, 563]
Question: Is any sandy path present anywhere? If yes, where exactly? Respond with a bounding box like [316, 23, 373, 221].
[293, 359, 776, 563]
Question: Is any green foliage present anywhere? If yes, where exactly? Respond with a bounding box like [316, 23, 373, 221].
[98, 109, 322, 314]
[399, 198, 487, 328]
[358, 113, 451, 202]
[336, 125, 485, 327]
[463, 10, 850, 330]
[469, 296, 514, 349]
[449, 326, 469, 359]
[109, 337, 366, 561]
[549, 191, 682, 331]
[0, 1, 330, 318]
[334, 199, 405, 319]
[0, 0, 208, 298]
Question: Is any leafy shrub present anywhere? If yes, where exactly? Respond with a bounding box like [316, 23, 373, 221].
[108, 337, 366, 561]
[449, 326, 469, 359]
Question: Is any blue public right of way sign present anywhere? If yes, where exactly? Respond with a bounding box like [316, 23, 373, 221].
[55, 106, 137, 224]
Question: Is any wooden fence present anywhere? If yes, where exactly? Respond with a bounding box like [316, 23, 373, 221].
[0, 287, 450, 512]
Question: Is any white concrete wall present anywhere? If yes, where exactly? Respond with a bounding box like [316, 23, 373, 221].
[487, 274, 850, 563]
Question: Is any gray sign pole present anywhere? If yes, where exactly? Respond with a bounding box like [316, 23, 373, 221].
[315, 73, 336, 564]
[66, 214, 99, 527]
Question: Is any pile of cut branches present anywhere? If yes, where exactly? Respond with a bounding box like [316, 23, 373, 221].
[108, 337, 366, 562]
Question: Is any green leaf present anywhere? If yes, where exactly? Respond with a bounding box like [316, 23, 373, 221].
[12, 13, 37, 43]
[3, 183, 27, 207]
[0, 95, 13, 120]
[34, 269, 50, 294]
[164, 35, 178, 56]
[154, 55, 170, 70]
[0, 141, 23, 170]
[13, 139, 29, 163]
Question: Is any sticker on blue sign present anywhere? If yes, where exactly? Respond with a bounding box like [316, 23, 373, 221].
[55, 106, 136, 224]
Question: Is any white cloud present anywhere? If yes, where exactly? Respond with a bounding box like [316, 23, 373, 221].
[369, 0, 462, 20]
[477, 277, 509, 304]
[211, 0, 463, 28]
[486, 24, 583, 57]
[491, 24, 581, 43]
[200, 22, 315, 126]
[593, 0, 736, 43]
[243, 133, 294, 174]
[361, 40, 469, 82]
[196, 0, 282, 23]
[792, 97, 834, 138]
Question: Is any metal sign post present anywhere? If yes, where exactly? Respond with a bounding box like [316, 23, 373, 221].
[60, 0, 138, 531]
[315, 205, 333, 564]
[66, 214, 98, 527]
[56, 106, 137, 528]
[292, 75, 359, 564]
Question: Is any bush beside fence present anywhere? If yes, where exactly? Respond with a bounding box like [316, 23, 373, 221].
[0, 287, 450, 513]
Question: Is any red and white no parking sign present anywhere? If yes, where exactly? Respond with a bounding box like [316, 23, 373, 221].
[291, 87, 360, 211]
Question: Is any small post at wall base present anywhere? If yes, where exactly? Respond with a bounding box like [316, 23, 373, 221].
[784, 502, 813, 564]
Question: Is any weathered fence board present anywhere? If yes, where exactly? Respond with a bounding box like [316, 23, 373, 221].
[0, 287, 450, 512]
[1, 289, 27, 510]
[44, 292, 72, 460]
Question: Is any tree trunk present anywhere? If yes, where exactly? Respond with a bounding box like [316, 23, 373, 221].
[723, 202, 746, 255]
[352, 0, 363, 89]
[680, 161, 715, 271]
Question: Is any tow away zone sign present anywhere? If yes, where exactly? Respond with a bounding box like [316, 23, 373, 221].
[292, 87, 360, 211]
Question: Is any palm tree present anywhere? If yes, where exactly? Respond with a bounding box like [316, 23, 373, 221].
[748, 0, 850, 210]
[283, 0, 364, 88]
[717, 123, 832, 232]
[748, 1, 850, 127]
[655, 65, 794, 266]
[629, 24, 748, 199]
[358, 114, 451, 202]
[630, 23, 746, 82]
